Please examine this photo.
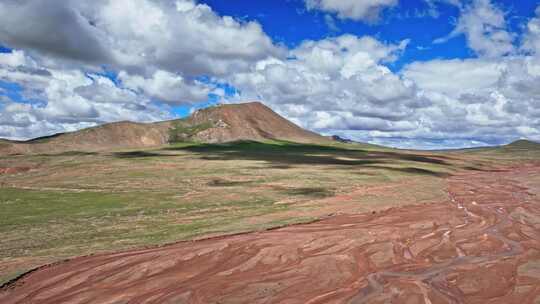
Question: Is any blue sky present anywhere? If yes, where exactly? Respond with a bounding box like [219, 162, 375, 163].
[0, 0, 540, 149]
[200, 0, 536, 62]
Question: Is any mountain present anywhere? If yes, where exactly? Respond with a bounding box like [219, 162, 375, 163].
[506, 139, 540, 149]
[329, 135, 354, 143]
[1, 121, 172, 155]
[504, 139, 540, 150]
[183, 102, 325, 144]
[0, 102, 329, 155]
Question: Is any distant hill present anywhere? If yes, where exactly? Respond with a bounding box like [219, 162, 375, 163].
[1, 121, 172, 155]
[504, 139, 540, 150]
[329, 135, 354, 143]
[0, 102, 329, 155]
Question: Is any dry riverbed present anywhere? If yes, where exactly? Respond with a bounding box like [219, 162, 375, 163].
[2, 164, 540, 303]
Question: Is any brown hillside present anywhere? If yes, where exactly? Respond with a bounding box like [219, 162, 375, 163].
[505, 139, 540, 150]
[0, 102, 328, 155]
[186, 102, 326, 144]
[1, 121, 172, 155]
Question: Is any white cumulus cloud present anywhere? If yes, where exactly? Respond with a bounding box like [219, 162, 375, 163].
[305, 0, 398, 22]
[0, 0, 282, 76]
[0, 0, 539, 149]
[434, 0, 515, 58]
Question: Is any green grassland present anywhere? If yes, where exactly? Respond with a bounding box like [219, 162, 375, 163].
[168, 121, 214, 143]
[0, 140, 538, 284]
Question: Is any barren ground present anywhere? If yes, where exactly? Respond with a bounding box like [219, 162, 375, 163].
[0, 141, 539, 303]
[2, 164, 540, 303]
[0, 141, 455, 284]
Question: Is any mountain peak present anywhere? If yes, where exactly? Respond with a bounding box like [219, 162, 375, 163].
[182, 101, 325, 144]
[0, 102, 328, 155]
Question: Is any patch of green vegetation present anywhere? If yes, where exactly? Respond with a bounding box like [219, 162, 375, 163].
[208, 178, 254, 187]
[0, 188, 135, 228]
[168, 141, 201, 149]
[34, 151, 99, 157]
[0, 269, 28, 287]
[0, 187, 291, 263]
[505, 139, 540, 150]
[280, 187, 335, 198]
[113, 151, 167, 159]
[457, 143, 540, 164]
[168, 120, 213, 143]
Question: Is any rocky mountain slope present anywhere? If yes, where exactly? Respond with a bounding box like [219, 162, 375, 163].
[184, 102, 325, 144]
[0, 102, 328, 155]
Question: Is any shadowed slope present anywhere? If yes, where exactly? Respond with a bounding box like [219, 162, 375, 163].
[163, 141, 452, 177]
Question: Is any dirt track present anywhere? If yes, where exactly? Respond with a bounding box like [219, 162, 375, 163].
[2, 165, 540, 304]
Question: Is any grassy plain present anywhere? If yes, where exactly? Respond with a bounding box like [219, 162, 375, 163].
[0, 140, 538, 284]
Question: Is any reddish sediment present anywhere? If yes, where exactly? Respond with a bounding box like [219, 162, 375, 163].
[1, 165, 540, 303]
[0, 167, 31, 175]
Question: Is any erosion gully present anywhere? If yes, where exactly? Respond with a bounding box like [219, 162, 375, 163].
[2, 165, 540, 303]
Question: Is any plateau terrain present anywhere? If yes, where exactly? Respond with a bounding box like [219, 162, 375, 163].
[0, 103, 539, 303]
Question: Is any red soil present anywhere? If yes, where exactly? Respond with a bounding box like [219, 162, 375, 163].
[0, 167, 31, 175]
[1, 165, 540, 303]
